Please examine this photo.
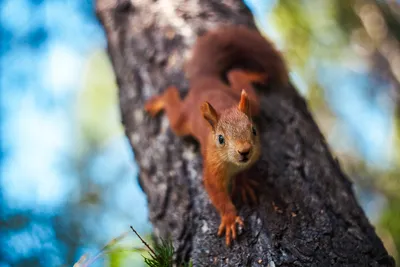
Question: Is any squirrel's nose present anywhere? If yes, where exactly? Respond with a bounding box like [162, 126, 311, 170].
[238, 145, 251, 157]
[239, 150, 250, 157]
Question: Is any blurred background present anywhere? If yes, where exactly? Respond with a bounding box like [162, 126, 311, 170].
[0, 0, 399, 266]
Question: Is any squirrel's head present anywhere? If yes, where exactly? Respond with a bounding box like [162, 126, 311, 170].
[201, 90, 261, 169]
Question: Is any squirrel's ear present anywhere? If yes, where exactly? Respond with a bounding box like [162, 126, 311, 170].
[201, 102, 219, 130]
[238, 89, 251, 117]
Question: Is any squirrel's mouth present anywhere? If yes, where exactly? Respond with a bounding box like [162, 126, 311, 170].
[238, 156, 249, 163]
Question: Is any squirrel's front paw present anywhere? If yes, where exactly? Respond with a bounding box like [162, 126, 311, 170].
[217, 213, 244, 247]
[144, 95, 164, 117]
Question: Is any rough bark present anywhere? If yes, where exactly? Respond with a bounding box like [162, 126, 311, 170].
[95, 0, 395, 266]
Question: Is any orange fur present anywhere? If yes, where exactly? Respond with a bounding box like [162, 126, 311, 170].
[144, 25, 289, 246]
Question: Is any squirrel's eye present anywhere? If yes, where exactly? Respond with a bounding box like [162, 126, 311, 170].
[218, 135, 225, 145]
[252, 126, 257, 136]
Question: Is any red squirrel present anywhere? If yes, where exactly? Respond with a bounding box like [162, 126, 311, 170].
[144, 25, 289, 246]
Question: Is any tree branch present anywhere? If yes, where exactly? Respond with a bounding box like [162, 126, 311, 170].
[95, 0, 395, 265]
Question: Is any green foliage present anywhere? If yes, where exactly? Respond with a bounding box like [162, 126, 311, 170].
[109, 248, 125, 267]
[73, 231, 147, 267]
[107, 247, 148, 267]
[270, 0, 311, 71]
[130, 226, 193, 267]
[394, 111, 400, 170]
[333, 0, 362, 40]
[140, 238, 192, 267]
[76, 50, 122, 151]
[142, 238, 174, 267]
[271, 0, 348, 70]
[73, 226, 195, 267]
[379, 198, 400, 262]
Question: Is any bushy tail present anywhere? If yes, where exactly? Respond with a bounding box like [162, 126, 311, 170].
[185, 25, 289, 86]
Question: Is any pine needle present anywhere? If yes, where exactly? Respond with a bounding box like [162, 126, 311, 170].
[130, 226, 174, 267]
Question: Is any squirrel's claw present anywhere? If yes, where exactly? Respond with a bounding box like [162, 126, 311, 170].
[145, 86, 180, 117]
[144, 95, 164, 117]
[218, 214, 244, 247]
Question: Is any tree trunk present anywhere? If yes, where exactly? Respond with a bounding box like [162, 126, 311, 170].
[95, 0, 395, 266]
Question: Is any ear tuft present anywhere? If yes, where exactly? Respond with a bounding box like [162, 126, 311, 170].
[201, 102, 219, 130]
[238, 89, 250, 116]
